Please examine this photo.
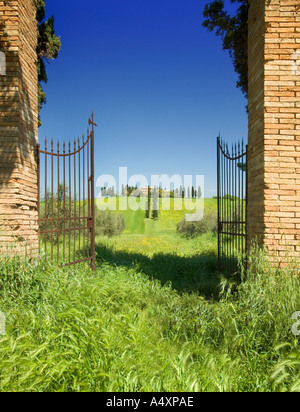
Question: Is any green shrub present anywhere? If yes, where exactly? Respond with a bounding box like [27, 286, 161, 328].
[95, 209, 126, 237]
[177, 211, 217, 236]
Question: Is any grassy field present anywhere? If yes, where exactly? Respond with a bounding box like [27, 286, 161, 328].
[95, 197, 219, 296]
[0, 197, 299, 392]
[0, 250, 299, 392]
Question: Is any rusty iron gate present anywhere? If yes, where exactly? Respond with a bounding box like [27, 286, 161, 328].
[217, 136, 247, 274]
[37, 114, 97, 271]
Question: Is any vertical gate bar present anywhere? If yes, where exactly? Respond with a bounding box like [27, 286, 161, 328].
[225, 145, 227, 270]
[57, 142, 60, 265]
[241, 140, 244, 257]
[234, 143, 237, 271]
[230, 148, 232, 271]
[232, 145, 235, 272]
[90, 115, 96, 272]
[226, 147, 229, 275]
[221, 140, 224, 269]
[244, 146, 247, 259]
[44, 138, 47, 262]
[222, 140, 224, 270]
[217, 137, 220, 272]
[237, 149, 239, 258]
[227, 147, 229, 274]
[220, 137, 223, 272]
[63, 142, 66, 264]
[244, 142, 246, 256]
[233, 143, 235, 271]
[232, 145, 233, 272]
[87, 130, 91, 260]
[231, 144, 234, 272]
[74, 140, 77, 267]
[37, 144, 40, 259]
[228, 147, 233, 272]
[243, 145, 247, 252]
[228, 148, 230, 274]
[51, 139, 54, 264]
[78, 138, 81, 261]
[83, 134, 86, 259]
[245, 145, 248, 268]
[238, 142, 243, 260]
[223, 146, 226, 274]
[69, 141, 71, 265]
[230, 146, 232, 273]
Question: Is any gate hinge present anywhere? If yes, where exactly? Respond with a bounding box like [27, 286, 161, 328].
[88, 217, 93, 229]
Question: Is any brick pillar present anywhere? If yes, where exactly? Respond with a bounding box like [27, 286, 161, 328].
[0, 0, 39, 255]
[248, 0, 300, 262]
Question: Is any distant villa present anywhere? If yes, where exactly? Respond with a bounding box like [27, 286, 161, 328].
[130, 187, 171, 197]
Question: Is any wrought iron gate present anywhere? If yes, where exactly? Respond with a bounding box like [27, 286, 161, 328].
[217, 136, 247, 274]
[37, 114, 97, 271]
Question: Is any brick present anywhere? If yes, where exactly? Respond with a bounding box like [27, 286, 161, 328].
[247, 0, 300, 263]
[0, 0, 38, 256]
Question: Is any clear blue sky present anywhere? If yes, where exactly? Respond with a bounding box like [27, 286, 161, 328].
[39, 0, 248, 198]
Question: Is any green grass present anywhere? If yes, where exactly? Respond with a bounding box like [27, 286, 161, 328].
[0, 197, 299, 392]
[96, 232, 218, 297]
[0, 249, 299, 392]
[95, 197, 219, 296]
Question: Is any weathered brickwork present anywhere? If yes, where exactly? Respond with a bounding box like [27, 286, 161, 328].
[248, 0, 300, 262]
[0, 0, 38, 255]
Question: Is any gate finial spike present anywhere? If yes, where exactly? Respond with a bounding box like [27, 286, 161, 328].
[88, 112, 98, 127]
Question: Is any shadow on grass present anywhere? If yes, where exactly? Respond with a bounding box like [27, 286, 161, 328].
[95, 243, 222, 299]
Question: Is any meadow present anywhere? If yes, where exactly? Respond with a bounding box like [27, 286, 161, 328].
[95, 197, 219, 296]
[0, 197, 299, 392]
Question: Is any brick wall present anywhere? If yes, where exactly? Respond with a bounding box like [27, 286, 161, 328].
[248, 0, 300, 262]
[0, 0, 38, 255]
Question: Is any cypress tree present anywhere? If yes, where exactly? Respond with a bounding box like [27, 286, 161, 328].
[36, 0, 61, 125]
[145, 186, 151, 218]
[152, 187, 159, 219]
[198, 186, 202, 198]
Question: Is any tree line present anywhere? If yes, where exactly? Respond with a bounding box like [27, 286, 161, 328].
[101, 185, 203, 198]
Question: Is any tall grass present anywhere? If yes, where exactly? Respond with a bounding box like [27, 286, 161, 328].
[0, 247, 299, 392]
